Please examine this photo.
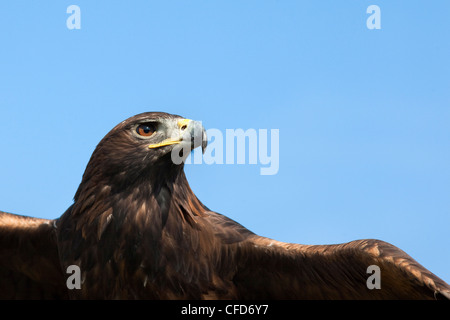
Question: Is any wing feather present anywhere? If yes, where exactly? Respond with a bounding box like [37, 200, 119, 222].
[232, 235, 450, 299]
[0, 211, 68, 299]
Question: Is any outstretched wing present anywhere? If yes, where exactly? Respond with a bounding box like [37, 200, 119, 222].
[232, 235, 450, 299]
[0, 211, 68, 299]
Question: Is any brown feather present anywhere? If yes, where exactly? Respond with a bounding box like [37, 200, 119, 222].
[0, 211, 68, 299]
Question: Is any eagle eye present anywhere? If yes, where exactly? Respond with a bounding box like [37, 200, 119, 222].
[136, 123, 156, 137]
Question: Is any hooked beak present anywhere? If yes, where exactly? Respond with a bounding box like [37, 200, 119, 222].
[148, 118, 207, 153]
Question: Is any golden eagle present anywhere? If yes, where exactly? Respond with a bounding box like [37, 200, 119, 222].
[0, 112, 449, 299]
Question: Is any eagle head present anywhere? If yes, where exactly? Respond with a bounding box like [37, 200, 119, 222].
[74, 112, 207, 198]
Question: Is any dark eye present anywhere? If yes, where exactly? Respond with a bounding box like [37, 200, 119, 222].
[136, 123, 156, 137]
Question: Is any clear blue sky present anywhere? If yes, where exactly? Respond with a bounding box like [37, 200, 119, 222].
[1, 1, 449, 284]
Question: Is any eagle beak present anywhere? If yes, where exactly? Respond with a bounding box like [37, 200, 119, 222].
[148, 119, 207, 153]
[184, 120, 207, 154]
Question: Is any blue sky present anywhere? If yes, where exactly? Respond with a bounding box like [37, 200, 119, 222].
[0, 1, 449, 284]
